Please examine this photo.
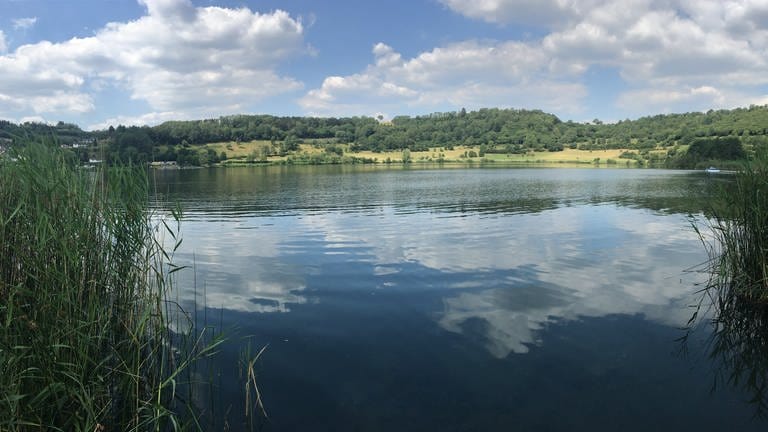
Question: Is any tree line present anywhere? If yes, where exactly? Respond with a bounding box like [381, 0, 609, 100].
[4, 105, 768, 168]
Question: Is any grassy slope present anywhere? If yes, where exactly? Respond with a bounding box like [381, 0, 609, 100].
[197, 141, 647, 166]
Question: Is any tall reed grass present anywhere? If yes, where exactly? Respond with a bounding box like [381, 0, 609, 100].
[686, 156, 768, 417]
[0, 143, 222, 430]
[696, 156, 768, 305]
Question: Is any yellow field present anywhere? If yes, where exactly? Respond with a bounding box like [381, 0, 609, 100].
[347, 146, 637, 165]
[200, 140, 642, 165]
[481, 148, 634, 163]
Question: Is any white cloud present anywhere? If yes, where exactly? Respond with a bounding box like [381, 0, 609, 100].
[87, 111, 182, 131]
[616, 85, 768, 114]
[425, 0, 768, 117]
[438, 0, 588, 27]
[4, 0, 768, 123]
[301, 41, 587, 117]
[618, 10, 765, 83]
[12, 17, 37, 30]
[0, 0, 305, 121]
[19, 115, 48, 124]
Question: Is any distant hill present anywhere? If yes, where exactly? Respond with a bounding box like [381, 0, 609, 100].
[4, 105, 768, 168]
[0, 120, 90, 146]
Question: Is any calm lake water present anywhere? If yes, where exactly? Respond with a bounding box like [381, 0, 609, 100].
[152, 166, 767, 431]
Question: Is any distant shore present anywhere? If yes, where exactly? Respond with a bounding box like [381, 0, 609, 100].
[151, 143, 651, 168]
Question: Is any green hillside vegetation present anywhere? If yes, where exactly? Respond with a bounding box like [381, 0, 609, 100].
[0, 120, 90, 145]
[4, 105, 768, 168]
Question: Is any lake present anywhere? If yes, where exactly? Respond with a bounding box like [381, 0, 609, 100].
[151, 166, 767, 431]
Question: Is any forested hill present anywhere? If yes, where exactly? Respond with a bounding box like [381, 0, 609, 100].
[3, 106, 768, 167]
[143, 106, 768, 152]
[0, 120, 91, 146]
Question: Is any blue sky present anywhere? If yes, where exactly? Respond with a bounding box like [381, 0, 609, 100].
[1, 0, 767, 130]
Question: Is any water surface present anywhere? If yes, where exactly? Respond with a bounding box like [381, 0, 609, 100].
[152, 166, 764, 431]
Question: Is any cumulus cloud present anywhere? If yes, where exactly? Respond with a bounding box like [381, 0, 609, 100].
[4, 0, 768, 123]
[0, 0, 305, 121]
[300, 40, 587, 117]
[303, 0, 768, 119]
[12, 17, 37, 30]
[438, 0, 589, 27]
[614, 9, 765, 85]
[442, 0, 768, 85]
[87, 111, 184, 131]
[616, 85, 768, 114]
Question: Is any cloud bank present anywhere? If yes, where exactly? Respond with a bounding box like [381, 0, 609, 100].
[2, 0, 768, 125]
[0, 0, 305, 125]
[304, 0, 768, 118]
[300, 40, 587, 117]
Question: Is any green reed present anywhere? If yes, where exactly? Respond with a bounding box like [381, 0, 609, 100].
[697, 156, 768, 306]
[686, 155, 768, 417]
[0, 143, 223, 431]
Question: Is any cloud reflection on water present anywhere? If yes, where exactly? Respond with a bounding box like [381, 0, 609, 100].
[173, 218, 309, 313]
[291, 204, 706, 358]
[161, 168, 709, 359]
[443, 211, 703, 357]
[173, 202, 706, 358]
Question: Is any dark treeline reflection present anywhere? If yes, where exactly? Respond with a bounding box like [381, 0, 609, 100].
[151, 165, 719, 219]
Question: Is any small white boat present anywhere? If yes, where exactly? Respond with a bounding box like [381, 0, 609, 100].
[705, 166, 720, 173]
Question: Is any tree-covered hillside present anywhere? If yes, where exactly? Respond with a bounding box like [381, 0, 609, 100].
[0, 120, 90, 146]
[4, 105, 768, 168]
[144, 106, 768, 155]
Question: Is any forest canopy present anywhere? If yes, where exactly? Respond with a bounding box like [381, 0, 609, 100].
[3, 105, 768, 168]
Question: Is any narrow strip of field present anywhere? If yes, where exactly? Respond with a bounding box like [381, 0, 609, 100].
[199, 141, 645, 166]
